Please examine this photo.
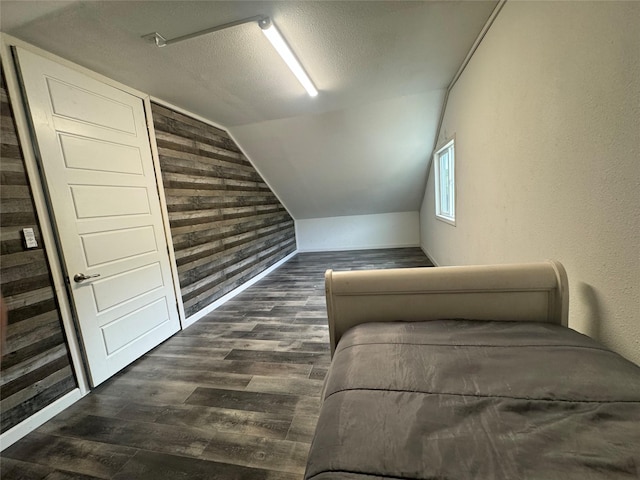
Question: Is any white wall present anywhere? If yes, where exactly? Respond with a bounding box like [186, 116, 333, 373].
[420, 1, 640, 364]
[297, 211, 420, 252]
[229, 92, 443, 220]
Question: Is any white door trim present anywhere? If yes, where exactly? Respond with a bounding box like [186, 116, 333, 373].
[15, 46, 183, 385]
[0, 34, 91, 396]
[0, 32, 186, 389]
[144, 98, 187, 325]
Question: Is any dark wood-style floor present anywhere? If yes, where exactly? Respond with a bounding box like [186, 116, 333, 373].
[1, 248, 432, 480]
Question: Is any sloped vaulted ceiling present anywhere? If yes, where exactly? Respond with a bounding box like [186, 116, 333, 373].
[1, 0, 498, 219]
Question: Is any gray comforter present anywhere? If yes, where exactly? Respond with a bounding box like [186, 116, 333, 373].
[305, 320, 640, 479]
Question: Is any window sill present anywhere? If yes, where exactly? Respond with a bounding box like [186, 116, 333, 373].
[435, 214, 456, 226]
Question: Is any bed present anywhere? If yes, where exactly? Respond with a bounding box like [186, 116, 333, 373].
[304, 261, 640, 480]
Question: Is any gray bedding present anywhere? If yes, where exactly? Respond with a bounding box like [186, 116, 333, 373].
[304, 320, 640, 479]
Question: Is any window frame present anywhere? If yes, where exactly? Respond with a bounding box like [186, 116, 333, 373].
[434, 137, 456, 226]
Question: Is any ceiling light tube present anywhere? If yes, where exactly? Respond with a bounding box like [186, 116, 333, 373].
[259, 18, 318, 97]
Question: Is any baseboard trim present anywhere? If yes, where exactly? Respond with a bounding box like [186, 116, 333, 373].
[297, 243, 421, 253]
[420, 245, 441, 266]
[0, 388, 84, 451]
[182, 250, 298, 329]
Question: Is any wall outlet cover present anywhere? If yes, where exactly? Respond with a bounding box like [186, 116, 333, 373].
[22, 228, 38, 249]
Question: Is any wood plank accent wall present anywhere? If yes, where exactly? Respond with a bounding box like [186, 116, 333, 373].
[151, 103, 296, 319]
[0, 68, 77, 433]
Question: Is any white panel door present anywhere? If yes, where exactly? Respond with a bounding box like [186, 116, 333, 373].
[15, 47, 180, 386]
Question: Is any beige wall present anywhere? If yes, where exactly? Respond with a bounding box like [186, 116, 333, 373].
[420, 1, 640, 363]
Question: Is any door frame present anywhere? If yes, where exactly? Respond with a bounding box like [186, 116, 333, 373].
[0, 34, 186, 445]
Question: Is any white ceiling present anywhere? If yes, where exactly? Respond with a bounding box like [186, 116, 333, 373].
[1, 0, 498, 219]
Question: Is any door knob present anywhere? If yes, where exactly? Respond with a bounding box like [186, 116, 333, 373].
[73, 273, 101, 283]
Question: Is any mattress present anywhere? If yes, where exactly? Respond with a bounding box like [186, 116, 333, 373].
[304, 320, 640, 479]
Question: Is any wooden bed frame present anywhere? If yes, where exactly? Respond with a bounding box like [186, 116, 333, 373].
[325, 260, 569, 356]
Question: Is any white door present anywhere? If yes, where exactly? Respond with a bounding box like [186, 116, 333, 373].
[15, 47, 181, 386]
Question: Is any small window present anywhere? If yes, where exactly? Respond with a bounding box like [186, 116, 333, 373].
[434, 138, 455, 225]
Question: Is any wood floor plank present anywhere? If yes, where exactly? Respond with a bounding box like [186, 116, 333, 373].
[133, 355, 313, 377]
[122, 365, 252, 390]
[39, 395, 129, 424]
[246, 375, 325, 397]
[0, 457, 53, 480]
[224, 349, 327, 365]
[160, 334, 283, 352]
[0, 459, 106, 480]
[146, 344, 231, 359]
[1, 432, 136, 479]
[43, 471, 106, 480]
[185, 387, 299, 415]
[1, 248, 432, 478]
[293, 396, 322, 417]
[251, 324, 327, 334]
[116, 402, 293, 440]
[200, 431, 310, 475]
[41, 414, 211, 457]
[273, 340, 329, 354]
[309, 365, 329, 381]
[222, 330, 328, 342]
[286, 414, 319, 443]
[199, 315, 296, 325]
[292, 316, 329, 325]
[178, 322, 257, 339]
[111, 449, 299, 480]
[92, 376, 197, 405]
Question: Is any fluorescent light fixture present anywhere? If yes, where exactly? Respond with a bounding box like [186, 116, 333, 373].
[143, 16, 318, 97]
[259, 18, 318, 97]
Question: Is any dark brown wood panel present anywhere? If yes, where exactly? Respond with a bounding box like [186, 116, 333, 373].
[0, 66, 77, 434]
[151, 103, 296, 319]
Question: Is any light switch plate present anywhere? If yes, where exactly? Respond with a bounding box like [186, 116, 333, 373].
[22, 228, 38, 249]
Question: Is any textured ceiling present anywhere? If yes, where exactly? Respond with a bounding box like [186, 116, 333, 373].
[1, 1, 498, 219]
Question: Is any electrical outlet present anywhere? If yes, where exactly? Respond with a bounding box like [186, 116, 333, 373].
[22, 228, 38, 249]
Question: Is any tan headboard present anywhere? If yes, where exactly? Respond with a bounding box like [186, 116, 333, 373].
[325, 260, 569, 356]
